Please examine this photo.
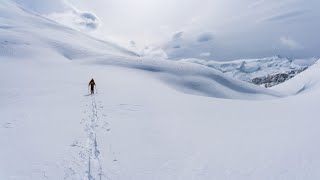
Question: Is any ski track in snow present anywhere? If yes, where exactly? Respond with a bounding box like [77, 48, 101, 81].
[62, 94, 113, 180]
[57, 93, 144, 180]
[86, 94, 103, 180]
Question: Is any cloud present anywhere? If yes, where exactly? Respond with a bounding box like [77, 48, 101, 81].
[280, 36, 301, 50]
[13, 0, 100, 32]
[163, 31, 218, 60]
[141, 46, 168, 59]
[200, 52, 211, 57]
[197, 32, 214, 43]
[130, 40, 136, 47]
[167, 31, 185, 49]
[47, 10, 100, 31]
[262, 10, 308, 23]
[172, 31, 184, 40]
[13, 0, 320, 60]
[12, 0, 68, 13]
[248, 0, 266, 8]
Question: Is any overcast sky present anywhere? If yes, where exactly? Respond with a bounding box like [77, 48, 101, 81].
[12, 0, 320, 60]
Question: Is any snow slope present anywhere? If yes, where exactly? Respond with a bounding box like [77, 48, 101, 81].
[2, 55, 320, 180]
[272, 60, 320, 95]
[1, 1, 320, 180]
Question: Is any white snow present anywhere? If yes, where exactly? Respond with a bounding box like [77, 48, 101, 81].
[272, 60, 320, 95]
[180, 56, 311, 83]
[1, 1, 320, 180]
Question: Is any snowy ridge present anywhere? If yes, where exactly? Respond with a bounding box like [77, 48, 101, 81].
[251, 67, 307, 88]
[180, 56, 311, 85]
[181, 56, 312, 82]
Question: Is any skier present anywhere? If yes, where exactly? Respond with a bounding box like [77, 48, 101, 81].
[88, 78, 96, 94]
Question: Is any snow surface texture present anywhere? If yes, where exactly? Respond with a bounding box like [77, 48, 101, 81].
[1, 1, 320, 180]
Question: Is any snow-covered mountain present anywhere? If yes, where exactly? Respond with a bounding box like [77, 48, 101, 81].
[251, 68, 307, 88]
[2, 1, 320, 180]
[180, 56, 315, 87]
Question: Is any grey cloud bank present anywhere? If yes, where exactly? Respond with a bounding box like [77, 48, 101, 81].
[12, 0, 320, 61]
[13, 0, 100, 31]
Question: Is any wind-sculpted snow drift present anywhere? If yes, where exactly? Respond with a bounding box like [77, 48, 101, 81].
[2, 1, 320, 180]
[80, 55, 282, 99]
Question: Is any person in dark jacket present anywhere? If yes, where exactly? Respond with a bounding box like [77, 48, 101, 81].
[88, 78, 96, 94]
